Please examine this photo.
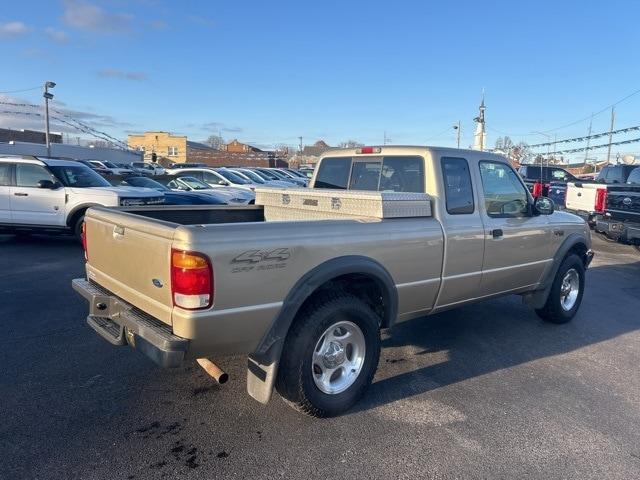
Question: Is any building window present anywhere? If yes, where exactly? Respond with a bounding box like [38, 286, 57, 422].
[168, 146, 178, 156]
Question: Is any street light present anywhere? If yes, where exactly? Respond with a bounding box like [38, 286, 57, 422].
[43, 81, 56, 157]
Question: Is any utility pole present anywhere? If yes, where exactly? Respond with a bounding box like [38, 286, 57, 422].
[453, 121, 461, 148]
[298, 136, 303, 153]
[606, 107, 615, 165]
[43, 81, 56, 157]
[583, 115, 593, 167]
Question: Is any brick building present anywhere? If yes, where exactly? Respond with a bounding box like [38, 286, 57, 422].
[127, 131, 287, 167]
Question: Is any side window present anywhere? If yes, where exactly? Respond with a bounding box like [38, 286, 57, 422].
[16, 164, 55, 188]
[627, 168, 640, 184]
[350, 161, 381, 190]
[202, 171, 222, 184]
[441, 157, 474, 214]
[315, 158, 352, 189]
[551, 169, 567, 181]
[378, 156, 424, 192]
[479, 161, 529, 218]
[0, 163, 13, 186]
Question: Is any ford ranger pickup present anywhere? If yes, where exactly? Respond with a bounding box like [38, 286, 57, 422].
[73, 146, 593, 417]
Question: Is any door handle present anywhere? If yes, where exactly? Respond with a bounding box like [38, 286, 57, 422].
[14, 192, 28, 197]
[491, 229, 503, 239]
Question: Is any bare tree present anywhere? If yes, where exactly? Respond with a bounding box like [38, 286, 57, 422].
[205, 134, 225, 149]
[338, 139, 364, 148]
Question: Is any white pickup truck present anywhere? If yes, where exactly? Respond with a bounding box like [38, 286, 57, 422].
[0, 156, 164, 239]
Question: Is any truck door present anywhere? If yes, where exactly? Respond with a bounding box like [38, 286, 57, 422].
[436, 156, 485, 307]
[0, 162, 13, 223]
[476, 160, 551, 296]
[10, 163, 66, 226]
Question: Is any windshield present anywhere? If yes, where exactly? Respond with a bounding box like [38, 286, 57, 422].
[256, 169, 279, 180]
[102, 161, 119, 168]
[268, 169, 290, 180]
[216, 169, 249, 184]
[49, 165, 111, 187]
[237, 169, 265, 183]
[177, 176, 211, 190]
[121, 176, 168, 191]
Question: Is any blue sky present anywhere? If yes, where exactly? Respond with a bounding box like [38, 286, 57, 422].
[1, 0, 640, 160]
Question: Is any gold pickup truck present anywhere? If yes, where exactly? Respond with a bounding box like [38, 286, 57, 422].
[73, 146, 593, 417]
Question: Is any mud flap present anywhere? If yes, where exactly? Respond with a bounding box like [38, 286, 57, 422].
[247, 355, 278, 404]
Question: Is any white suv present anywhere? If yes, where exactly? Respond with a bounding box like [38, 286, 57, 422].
[0, 156, 164, 239]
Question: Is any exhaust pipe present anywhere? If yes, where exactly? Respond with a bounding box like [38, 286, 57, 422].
[196, 358, 229, 384]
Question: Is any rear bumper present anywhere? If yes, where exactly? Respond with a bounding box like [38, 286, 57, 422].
[72, 278, 188, 368]
[594, 217, 640, 244]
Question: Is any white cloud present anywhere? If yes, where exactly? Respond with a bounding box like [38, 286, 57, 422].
[61, 0, 132, 33]
[44, 27, 70, 43]
[97, 69, 148, 81]
[0, 21, 29, 37]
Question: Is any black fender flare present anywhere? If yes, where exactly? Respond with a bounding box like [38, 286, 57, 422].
[523, 232, 590, 309]
[253, 255, 398, 365]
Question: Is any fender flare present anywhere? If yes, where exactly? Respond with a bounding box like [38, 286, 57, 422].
[247, 255, 398, 404]
[523, 232, 590, 309]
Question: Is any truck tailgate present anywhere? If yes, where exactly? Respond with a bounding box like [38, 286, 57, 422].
[84, 207, 176, 325]
[566, 182, 598, 212]
[606, 185, 640, 222]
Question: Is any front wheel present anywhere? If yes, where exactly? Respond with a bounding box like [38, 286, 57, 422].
[73, 215, 85, 243]
[536, 254, 585, 324]
[276, 292, 381, 417]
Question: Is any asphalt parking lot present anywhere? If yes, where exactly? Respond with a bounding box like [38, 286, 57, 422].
[1, 233, 639, 479]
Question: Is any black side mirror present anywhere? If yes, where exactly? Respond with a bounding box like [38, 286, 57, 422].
[534, 196, 555, 215]
[37, 180, 57, 189]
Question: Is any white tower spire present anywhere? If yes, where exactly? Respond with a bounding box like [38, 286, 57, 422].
[473, 90, 486, 151]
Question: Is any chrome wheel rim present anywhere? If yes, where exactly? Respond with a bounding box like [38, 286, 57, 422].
[312, 320, 366, 395]
[560, 268, 580, 311]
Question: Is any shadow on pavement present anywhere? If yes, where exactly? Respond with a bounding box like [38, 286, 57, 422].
[352, 260, 640, 414]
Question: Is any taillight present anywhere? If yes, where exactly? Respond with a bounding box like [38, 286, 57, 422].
[171, 249, 213, 310]
[532, 181, 543, 198]
[81, 222, 88, 261]
[355, 146, 381, 154]
[594, 188, 608, 213]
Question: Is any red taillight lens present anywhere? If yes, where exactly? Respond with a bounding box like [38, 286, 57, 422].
[532, 181, 543, 198]
[81, 222, 88, 261]
[594, 188, 608, 213]
[171, 249, 213, 310]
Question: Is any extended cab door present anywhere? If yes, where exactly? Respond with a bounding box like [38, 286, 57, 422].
[436, 156, 485, 307]
[10, 163, 66, 226]
[476, 160, 551, 296]
[0, 162, 13, 223]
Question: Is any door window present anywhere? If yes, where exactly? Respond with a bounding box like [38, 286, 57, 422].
[16, 164, 56, 187]
[479, 161, 529, 217]
[441, 157, 474, 214]
[0, 163, 13, 186]
[202, 171, 223, 185]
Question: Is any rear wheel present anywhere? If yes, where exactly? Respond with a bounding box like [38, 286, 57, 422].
[276, 292, 381, 417]
[73, 215, 85, 242]
[536, 254, 585, 324]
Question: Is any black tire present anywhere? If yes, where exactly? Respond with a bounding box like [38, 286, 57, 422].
[276, 292, 381, 418]
[73, 215, 85, 242]
[536, 254, 585, 324]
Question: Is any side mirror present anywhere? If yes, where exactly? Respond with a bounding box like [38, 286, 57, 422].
[218, 180, 229, 186]
[534, 196, 555, 215]
[37, 180, 57, 189]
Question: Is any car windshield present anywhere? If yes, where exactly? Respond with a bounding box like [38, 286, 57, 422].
[216, 169, 249, 184]
[49, 165, 111, 187]
[256, 169, 279, 180]
[177, 176, 211, 190]
[102, 161, 118, 168]
[268, 169, 290, 180]
[237, 169, 265, 183]
[121, 176, 168, 191]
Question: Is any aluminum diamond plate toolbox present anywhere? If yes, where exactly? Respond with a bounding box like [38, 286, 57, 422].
[255, 188, 431, 221]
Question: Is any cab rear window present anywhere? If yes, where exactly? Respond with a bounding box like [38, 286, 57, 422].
[315, 156, 424, 192]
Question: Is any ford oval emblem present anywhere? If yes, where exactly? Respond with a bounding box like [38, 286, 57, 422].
[623, 197, 632, 206]
[152, 278, 163, 288]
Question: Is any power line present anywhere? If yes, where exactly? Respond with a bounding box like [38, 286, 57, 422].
[534, 136, 640, 155]
[0, 86, 41, 94]
[528, 124, 640, 148]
